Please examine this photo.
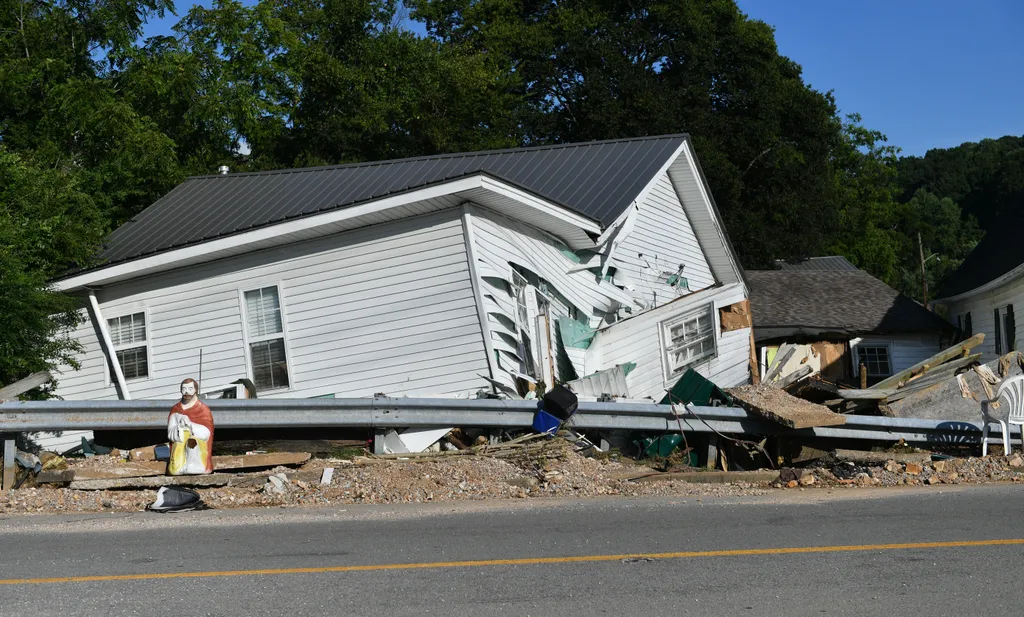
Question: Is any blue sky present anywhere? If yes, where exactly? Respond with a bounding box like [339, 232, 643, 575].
[143, 0, 1024, 157]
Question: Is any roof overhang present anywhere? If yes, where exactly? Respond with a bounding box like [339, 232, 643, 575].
[933, 262, 1024, 304]
[54, 174, 603, 292]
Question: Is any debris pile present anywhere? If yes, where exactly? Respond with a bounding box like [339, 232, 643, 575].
[772, 452, 1024, 488]
[0, 435, 771, 514]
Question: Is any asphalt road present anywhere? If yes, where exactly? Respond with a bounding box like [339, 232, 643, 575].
[2, 485, 1024, 616]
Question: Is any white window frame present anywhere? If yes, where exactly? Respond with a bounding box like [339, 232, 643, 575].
[105, 308, 152, 384]
[239, 283, 294, 393]
[855, 343, 893, 378]
[660, 303, 718, 382]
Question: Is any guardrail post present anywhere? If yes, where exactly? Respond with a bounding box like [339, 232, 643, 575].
[1, 433, 15, 492]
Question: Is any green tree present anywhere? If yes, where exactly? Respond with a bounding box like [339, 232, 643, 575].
[828, 115, 902, 285]
[892, 189, 983, 302]
[409, 0, 849, 267]
[0, 148, 105, 388]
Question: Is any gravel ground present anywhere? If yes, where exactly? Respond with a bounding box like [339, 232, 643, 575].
[0, 441, 767, 515]
[4, 442, 1023, 516]
[772, 453, 1024, 489]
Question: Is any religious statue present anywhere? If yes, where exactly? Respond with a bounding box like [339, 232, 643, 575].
[167, 378, 214, 475]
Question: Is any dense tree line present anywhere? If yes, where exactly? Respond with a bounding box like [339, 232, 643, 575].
[0, 0, 1015, 388]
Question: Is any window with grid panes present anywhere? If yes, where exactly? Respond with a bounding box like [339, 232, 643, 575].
[244, 286, 290, 391]
[107, 312, 149, 380]
[859, 346, 892, 377]
[661, 304, 717, 380]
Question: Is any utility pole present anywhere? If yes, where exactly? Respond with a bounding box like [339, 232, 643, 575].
[918, 232, 928, 308]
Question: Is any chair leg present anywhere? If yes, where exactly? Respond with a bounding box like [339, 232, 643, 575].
[1001, 422, 1010, 457]
[982, 423, 990, 457]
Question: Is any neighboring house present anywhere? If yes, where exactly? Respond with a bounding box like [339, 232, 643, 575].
[933, 222, 1021, 360]
[748, 257, 954, 385]
[45, 135, 752, 450]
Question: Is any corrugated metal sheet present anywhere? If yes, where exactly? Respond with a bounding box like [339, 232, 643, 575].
[98, 136, 687, 265]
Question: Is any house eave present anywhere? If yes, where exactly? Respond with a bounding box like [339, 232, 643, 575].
[53, 174, 603, 292]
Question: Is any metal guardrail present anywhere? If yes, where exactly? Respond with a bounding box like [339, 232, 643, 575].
[0, 397, 1011, 445]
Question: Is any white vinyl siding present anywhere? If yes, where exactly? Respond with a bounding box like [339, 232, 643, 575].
[943, 275, 1024, 360]
[52, 210, 491, 401]
[667, 144, 743, 286]
[107, 312, 149, 381]
[614, 173, 717, 307]
[592, 283, 751, 400]
[852, 335, 943, 377]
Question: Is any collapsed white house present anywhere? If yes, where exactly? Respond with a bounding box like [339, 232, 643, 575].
[46, 135, 754, 450]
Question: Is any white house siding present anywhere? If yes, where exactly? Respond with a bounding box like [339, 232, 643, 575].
[591, 283, 751, 401]
[613, 172, 717, 308]
[943, 276, 1024, 360]
[52, 209, 492, 405]
[667, 145, 743, 287]
[851, 334, 943, 377]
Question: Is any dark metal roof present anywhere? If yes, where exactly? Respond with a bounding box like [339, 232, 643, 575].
[773, 256, 858, 272]
[99, 135, 688, 265]
[747, 269, 954, 343]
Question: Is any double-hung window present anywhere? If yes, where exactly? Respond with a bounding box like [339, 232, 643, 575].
[661, 304, 717, 380]
[107, 312, 149, 380]
[243, 286, 290, 391]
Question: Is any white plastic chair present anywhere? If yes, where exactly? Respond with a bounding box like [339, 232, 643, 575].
[981, 375, 1024, 456]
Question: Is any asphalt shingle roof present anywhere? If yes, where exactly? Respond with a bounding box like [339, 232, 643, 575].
[100, 135, 688, 265]
[747, 269, 954, 343]
[774, 256, 858, 272]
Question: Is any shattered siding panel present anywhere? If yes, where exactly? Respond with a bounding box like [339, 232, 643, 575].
[53, 210, 492, 401]
[613, 172, 717, 307]
[594, 283, 751, 400]
[470, 208, 623, 315]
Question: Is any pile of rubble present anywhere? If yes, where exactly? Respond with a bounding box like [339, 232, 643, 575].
[0, 436, 770, 514]
[772, 452, 1024, 489]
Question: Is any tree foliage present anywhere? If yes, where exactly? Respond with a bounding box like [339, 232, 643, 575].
[0, 0, 1005, 389]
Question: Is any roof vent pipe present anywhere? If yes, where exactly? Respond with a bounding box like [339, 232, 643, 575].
[217, 165, 230, 175]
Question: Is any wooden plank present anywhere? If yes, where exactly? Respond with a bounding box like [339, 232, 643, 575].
[775, 365, 812, 389]
[832, 449, 932, 465]
[873, 334, 984, 390]
[1, 436, 15, 492]
[36, 452, 312, 484]
[764, 344, 796, 382]
[69, 474, 235, 491]
[836, 389, 896, 400]
[727, 385, 847, 429]
[0, 371, 53, 400]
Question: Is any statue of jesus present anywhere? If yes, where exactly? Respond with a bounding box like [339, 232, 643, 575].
[167, 378, 215, 475]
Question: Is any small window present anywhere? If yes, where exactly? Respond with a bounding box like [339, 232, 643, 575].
[661, 304, 717, 380]
[859, 346, 892, 377]
[964, 312, 973, 338]
[107, 312, 149, 380]
[244, 286, 290, 391]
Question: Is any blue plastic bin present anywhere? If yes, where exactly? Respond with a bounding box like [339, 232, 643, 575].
[532, 410, 561, 436]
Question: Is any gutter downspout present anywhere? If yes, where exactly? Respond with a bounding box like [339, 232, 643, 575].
[88, 290, 131, 400]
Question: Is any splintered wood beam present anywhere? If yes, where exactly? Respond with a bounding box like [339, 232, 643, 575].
[872, 334, 985, 390]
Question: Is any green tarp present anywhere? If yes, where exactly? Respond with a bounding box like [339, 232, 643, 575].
[659, 368, 733, 406]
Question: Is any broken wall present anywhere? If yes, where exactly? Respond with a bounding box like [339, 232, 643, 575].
[589, 283, 752, 400]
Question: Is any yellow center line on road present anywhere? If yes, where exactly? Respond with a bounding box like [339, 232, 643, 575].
[2, 538, 1022, 586]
